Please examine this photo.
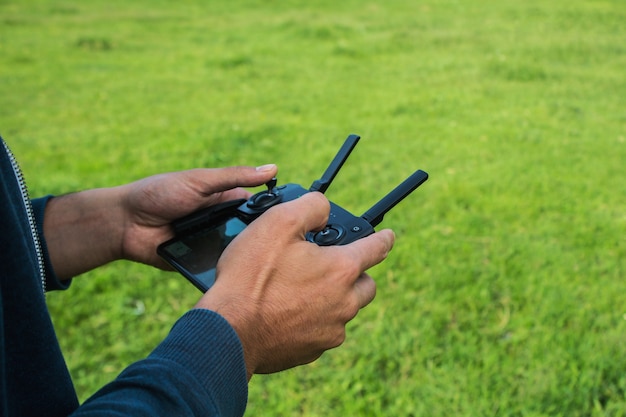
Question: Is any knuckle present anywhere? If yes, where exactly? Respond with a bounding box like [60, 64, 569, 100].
[328, 328, 347, 349]
[275, 206, 300, 229]
[302, 190, 328, 205]
[335, 255, 362, 280]
[344, 295, 362, 321]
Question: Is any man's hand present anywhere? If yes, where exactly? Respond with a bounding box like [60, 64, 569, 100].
[44, 165, 395, 381]
[119, 165, 278, 268]
[43, 165, 277, 279]
[195, 192, 395, 380]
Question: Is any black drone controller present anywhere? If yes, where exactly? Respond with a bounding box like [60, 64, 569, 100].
[157, 134, 428, 292]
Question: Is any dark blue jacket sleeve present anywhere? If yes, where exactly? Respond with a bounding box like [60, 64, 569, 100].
[74, 309, 249, 417]
[30, 195, 248, 416]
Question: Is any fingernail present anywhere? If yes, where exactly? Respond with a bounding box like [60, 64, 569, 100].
[256, 164, 276, 172]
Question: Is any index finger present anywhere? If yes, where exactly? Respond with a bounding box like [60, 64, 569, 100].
[339, 229, 396, 272]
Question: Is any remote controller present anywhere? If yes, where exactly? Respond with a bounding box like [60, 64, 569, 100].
[157, 134, 428, 292]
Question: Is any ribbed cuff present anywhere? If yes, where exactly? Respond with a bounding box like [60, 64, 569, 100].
[150, 309, 248, 417]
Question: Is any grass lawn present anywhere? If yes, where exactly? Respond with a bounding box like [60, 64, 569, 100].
[1, 0, 625, 415]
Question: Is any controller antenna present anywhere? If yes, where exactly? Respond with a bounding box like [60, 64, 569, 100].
[361, 169, 429, 227]
[309, 134, 360, 193]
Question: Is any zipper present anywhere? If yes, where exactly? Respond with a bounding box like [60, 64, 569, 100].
[1, 140, 47, 294]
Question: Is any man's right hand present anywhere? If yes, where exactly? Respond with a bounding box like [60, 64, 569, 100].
[194, 191, 395, 380]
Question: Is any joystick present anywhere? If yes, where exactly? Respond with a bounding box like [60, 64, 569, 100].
[157, 134, 429, 292]
[247, 177, 281, 209]
[312, 225, 346, 245]
[265, 177, 278, 194]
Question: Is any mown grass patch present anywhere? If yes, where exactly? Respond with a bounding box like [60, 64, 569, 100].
[1, 0, 624, 415]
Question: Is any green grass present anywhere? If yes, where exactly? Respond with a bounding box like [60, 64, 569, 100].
[1, 0, 625, 415]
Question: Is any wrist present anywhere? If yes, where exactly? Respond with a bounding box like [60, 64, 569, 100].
[43, 186, 127, 279]
[195, 289, 260, 380]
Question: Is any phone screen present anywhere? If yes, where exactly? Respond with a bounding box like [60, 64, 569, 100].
[159, 216, 248, 291]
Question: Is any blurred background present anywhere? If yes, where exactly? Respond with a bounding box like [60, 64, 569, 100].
[1, 0, 624, 415]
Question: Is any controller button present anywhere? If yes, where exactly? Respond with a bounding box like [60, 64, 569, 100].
[247, 192, 281, 210]
[313, 225, 345, 246]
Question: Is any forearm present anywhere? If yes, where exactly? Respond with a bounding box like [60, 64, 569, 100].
[43, 187, 127, 280]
